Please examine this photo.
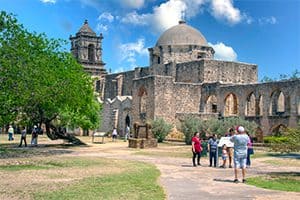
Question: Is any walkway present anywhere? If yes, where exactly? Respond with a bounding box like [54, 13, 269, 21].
[72, 141, 300, 200]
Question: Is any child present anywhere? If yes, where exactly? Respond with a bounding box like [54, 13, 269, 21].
[220, 144, 228, 168]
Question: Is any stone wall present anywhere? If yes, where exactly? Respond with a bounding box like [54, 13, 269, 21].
[103, 70, 135, 99]
[203, 60, 257, 83]
[199, 79, 300, 135]
[131, 76, 155, 125]
[149, 45, 214, 66]
[175, 61, 204, 83]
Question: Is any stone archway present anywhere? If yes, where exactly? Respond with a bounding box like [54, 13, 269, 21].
[205, 95, 218, 113]
[269, 90, 285, 115]
[245, 92, 256, 116]
[125, 114, 130, 127]
[255, 127, 264, 142]
[224, 93, 238, 116]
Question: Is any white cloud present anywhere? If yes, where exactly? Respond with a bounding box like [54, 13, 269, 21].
[96, 24, 108, 32]
[119, 38, 148, 68]
[121, 11, 150, 25]
[258, 16, 277, 25]
[40, 0, 56, 3]
[208, 42, 237, 61]
[120, 0, 251, 34]
[121, 0, 145, 9]
[98, 12, 114, 22]
[210, 0, 242, 25]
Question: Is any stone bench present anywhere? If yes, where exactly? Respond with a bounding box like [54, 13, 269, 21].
[92, 132, 106, 143]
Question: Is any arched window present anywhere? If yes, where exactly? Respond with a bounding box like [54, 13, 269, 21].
[88, 44, 95, 62]
[224, 93, 238, 116]
[205, 95, 218, 113]
[245, 92, 256, 116]
[269, 90, 285, 115]
[258, 95, 263, 116]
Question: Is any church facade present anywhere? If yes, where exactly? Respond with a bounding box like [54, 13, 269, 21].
[71, 20, 300, 138]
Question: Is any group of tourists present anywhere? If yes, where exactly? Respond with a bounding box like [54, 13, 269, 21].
[191, 126, 254, 183]
[7, 125, 40, 147]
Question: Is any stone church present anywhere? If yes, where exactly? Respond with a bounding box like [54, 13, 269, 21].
[71, 20, 300, 138]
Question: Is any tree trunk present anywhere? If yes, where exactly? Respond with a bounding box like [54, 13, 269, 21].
[45, 121, 85, 145]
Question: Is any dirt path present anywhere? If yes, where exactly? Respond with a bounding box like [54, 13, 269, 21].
[69, 141, 300, 200]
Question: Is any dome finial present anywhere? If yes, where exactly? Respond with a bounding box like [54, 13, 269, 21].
[179, 20, 186, 24]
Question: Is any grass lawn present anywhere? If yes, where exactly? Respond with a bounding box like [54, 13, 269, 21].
[247, 172, 300, 192]
[0, 135, 165, 200]
[34, 161, 164, 200]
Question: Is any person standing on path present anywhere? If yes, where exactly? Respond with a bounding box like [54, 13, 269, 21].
[246, 131, 254, 168]
[19, 126, 27, 147]
[191, 132, 202, 167]
[112, 127, 118, 142]
[225, 128, 235, 168]
[8, 125, 14, 141]
[230, 126, 250, 183]
[31, 125, 38, 146]
[208, 134, 218, 167]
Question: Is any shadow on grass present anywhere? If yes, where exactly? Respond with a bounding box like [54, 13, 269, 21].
[0, 143, 81, 159]
[267, 171, 300, 177]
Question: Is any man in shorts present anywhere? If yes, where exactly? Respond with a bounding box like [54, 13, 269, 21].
[230, 126, 250, 183]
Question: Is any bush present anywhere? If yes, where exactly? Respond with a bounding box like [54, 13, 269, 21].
[180, 117, 206, 145]
[151, 118, 173, 143]
[263, 136, 288, 144]
[267, 126, 300, 153]
[206, 117, 257, 138]
[180, 116, 258, 144]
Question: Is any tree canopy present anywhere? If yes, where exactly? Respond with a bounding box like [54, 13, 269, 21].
[0, 11, 101, 144]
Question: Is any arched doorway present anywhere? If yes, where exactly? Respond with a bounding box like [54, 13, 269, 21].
[125, 115, 130, 127]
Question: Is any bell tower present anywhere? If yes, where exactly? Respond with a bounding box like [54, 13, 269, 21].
[70, 20, 107, 98]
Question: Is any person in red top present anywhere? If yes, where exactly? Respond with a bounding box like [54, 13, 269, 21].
[192, 132, 202, 167]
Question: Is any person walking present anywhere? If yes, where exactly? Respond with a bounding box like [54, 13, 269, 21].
[8, 125, 14, 141]
[208, 134, 218, 167]
[230, 126, 250, 183]
[191, 132, 202, 167]
[19, 126, 27, 147]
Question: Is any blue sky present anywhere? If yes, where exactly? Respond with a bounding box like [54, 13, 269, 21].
[1, 0, 300, 80]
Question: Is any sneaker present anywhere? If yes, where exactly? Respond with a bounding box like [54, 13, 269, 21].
[193, 164, 197, 167]
[233, 179, 239, 183]
[219, 165, 225, 168]
[229, 165, 232, 168]
[197, 163, 201, 166]
[242, 179, 246, 183]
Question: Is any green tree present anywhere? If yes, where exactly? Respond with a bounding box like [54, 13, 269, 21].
[151, 118, 173, 143]
[205, 117, 257, 137]
[180, 116, 207, 145]
[0, 11, 101, 144]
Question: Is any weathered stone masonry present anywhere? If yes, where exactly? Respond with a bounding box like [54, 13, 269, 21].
[71, 20, 300, 137]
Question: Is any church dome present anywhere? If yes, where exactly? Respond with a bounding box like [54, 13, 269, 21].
[156, 21, 207, 47]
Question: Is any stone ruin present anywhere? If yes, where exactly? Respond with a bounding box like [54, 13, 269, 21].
[128, 122, 157, 148]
